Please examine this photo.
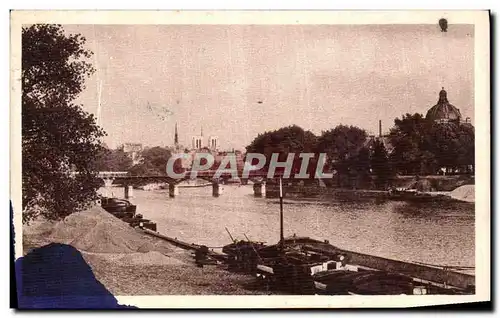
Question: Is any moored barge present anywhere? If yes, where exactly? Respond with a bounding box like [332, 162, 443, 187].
[99, 196, 157, 231]
[221, 235, 474, 295]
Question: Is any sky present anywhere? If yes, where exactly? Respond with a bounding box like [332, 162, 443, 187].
[64, 24, 474, 151]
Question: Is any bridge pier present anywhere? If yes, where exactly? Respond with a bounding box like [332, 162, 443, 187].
[253, 181, 266, 197]
[103, 178, 114, 187]
[169, 183, 179, 198]
[212, 181, 223, 197]
[102, 178, 115, 197]
[124, 185, 134, 200]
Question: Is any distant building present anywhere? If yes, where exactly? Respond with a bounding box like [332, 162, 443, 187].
[425, 87, 471, 125]
[366, 135, 393, 154]
[190, 127, 221, 151]
[365, 119, 393, 154]
[172, 125, 223, 170]
[192, 135, 203, 149]
[366, 87, 472, 155]
[214, 149, 245, 171]
[208, 136, 219, 151]
[180, 149, 194, 170]
[191, 126, 205, 150]
[122, 143, 143, 165]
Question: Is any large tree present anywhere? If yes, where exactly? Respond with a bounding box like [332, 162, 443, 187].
[387, 113, 435, 175]
[245, 125, 318, 178]
[370, 139, 393, 189]
[428, 122, 475, 174]
[22, 24, 105, 223]
[129, 146, 172, 176]
[316, 125, 368, 187]
[456, 124, 475, 173]
[94, 146, 133, 172]
[428, 122, 458, 172]
[388, 113, 474, 175]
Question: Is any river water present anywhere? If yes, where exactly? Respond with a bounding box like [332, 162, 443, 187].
[106, 184, 475, 269]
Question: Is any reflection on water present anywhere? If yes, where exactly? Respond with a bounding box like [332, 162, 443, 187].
[120, 184, 474, 268]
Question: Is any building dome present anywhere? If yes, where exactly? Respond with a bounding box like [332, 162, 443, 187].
[425, 88, 462, 122]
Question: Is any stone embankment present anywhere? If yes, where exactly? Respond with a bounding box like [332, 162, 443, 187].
[265, 175, 474, 198]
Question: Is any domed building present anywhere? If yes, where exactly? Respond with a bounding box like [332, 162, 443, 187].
[425, 88, 471, 124]
[424, 88, 474, 175]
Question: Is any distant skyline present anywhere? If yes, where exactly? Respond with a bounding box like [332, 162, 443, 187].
[66, 24, 474, 150]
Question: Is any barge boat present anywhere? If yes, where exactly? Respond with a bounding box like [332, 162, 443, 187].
[101, 197, 137, 213]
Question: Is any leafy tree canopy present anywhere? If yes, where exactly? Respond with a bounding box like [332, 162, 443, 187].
[388, 113, 474, 175]
[22, 24, 105, 223]
[128, 146, 172, 176]
[316, 125, 367, 166]
[370, 139, 394, 189]
[94, 146, 133, 172]
[388, 113, 433, 175]
[245, 125, 318, 176]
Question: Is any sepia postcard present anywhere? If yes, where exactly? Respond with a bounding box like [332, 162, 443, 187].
[10, 10, 490, 309]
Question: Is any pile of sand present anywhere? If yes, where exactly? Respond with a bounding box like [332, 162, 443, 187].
[119, 251, 186, 266]
[69, 222, 144, 253]
[23, 218, 56, 237]
[450, 185, 475, 203]
[48, 207, 160, 254]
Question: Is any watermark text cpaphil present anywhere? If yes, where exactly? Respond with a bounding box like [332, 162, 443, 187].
[166, 153, 333, 179]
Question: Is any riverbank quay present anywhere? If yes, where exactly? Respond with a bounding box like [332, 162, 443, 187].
[264, 177, 474, 203]
[22, 206, 268, 296]
[266, 184, 473, 202]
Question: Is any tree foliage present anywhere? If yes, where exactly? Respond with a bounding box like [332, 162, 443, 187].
[128, 146, 172, 176]
[316, 125, 369, 187]
[22, 24, 105, 223]
[244, 114, 474, 189]
[370, 139, 393, 189]
[388, 113, 434, 175]
[94, 146, 133, 172]
[427, 122, 475, 173]
[245, 125, 318, 177]
[388, 113, 474, 175]
[455, 124, 475, 172]
[245, 124, 374, 186]
[352, 146, 372, 188]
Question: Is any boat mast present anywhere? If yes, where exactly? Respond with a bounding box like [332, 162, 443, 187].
[279, 177, 284, 246]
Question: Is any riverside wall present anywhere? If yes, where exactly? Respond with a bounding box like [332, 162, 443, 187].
[265, 175, 474, 199]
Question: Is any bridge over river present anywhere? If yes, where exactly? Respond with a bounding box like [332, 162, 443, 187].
[96, 170, 281, 199]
